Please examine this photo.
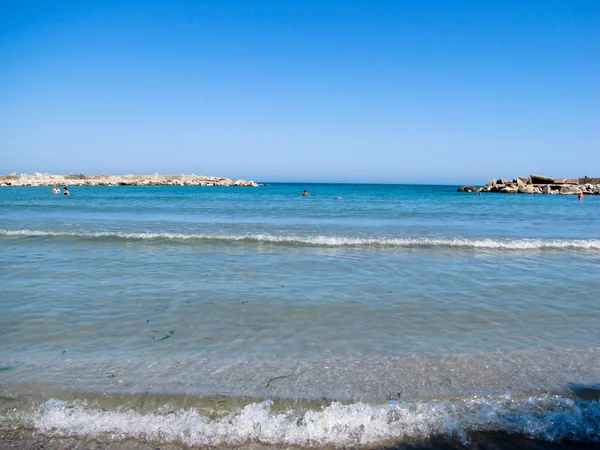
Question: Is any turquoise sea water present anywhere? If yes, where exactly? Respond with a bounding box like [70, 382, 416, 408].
[1, 184, 599, 448]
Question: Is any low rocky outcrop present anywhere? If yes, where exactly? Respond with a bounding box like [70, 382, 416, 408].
[0, 173, 261, 187]
[459, 175, 599, 195]
[457, 185, 478, 192]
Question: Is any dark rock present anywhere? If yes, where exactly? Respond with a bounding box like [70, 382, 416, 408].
[530, 174, 555, 184]
[457, 185, 477, 192]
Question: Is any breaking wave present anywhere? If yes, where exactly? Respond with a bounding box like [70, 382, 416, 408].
[1, 229, 600, 250]
[22, 395, 600, 447]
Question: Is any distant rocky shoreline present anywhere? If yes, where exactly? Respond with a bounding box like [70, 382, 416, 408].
[0, 173, 260, 187]
[459, 175, 600, 195]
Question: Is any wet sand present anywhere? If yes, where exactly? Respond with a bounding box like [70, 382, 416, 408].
[2, 429, 600, 450]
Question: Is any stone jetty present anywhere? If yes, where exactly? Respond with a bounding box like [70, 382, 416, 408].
[458, 175, 600, 195]
[0, 173, 260, 187]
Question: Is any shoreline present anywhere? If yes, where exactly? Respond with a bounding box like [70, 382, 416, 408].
[1, 388, 599, 450]
[3, 429, 600, 450]
[0, 173, 260, 187]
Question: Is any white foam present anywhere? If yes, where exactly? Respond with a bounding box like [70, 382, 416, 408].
[2, 229, 600, 250]
[26, 396, 600, 447]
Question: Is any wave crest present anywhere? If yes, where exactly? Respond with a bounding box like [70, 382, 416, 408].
[2, 229, 600, 250]
[26, 396, 600, 447]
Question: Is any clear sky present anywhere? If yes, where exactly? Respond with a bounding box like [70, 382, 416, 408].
[1, 1, 598, 183]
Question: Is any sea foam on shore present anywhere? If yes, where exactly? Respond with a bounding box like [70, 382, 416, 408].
[2, 393, 599, 449]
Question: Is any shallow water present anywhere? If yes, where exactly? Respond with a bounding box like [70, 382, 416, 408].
[1, 184, 599, 447]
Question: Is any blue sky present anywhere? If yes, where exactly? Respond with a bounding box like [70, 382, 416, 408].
[1, 1, 598, 183]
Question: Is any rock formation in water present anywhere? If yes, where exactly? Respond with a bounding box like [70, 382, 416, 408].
[458, 175, 600, 195]
[0, 173, 261, 187]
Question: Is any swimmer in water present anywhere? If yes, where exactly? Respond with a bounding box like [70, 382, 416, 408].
[63, 187, 70, 196]
[301, 190, 309, 197]
[52, 186, 60, 194]
[578, 191, 584, 200]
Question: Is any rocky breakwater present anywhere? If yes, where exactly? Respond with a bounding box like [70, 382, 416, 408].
[458, 175, 600, 195]
[0, 173, 261, 187]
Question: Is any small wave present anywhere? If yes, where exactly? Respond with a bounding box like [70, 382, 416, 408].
[1, 229, 600, 250]
[25, 396, 600, 447]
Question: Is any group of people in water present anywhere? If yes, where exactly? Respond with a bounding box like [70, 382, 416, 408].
[51, 187, 586, 200]
[52, 186, 69, 195]
[56, 186, 308, 197]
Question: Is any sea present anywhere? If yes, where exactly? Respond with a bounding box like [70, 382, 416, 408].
[1, 183, 599, 449]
